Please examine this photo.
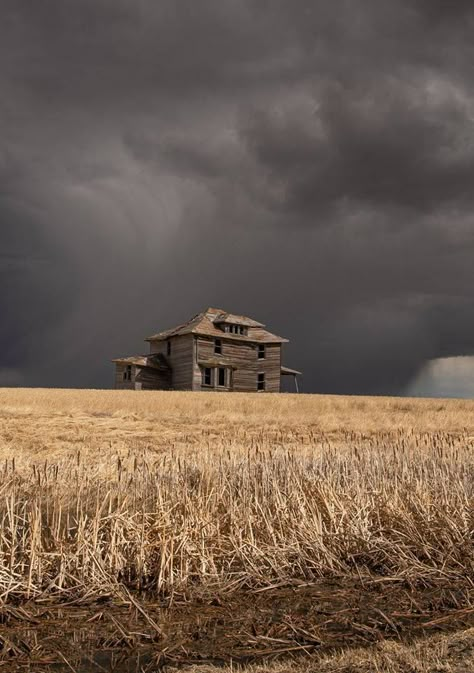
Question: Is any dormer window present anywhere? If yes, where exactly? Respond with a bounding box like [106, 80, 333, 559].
[223, 324, 247, 336]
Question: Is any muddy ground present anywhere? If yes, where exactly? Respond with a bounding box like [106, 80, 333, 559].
[2, 577, 474, 672]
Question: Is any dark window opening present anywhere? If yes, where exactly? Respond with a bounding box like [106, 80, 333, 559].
[257, 372, 265, 391]
[124, 365, 132, 382]
[203, 368, 212, 386]
[227, 324, 247, 336]
[214, 338, 222, 355]
[258, 344, 265, 359]
[167, 340, 171, 356]
[218, 367, 226, 387]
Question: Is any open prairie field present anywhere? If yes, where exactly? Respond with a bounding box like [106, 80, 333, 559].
[1, 388, 474, 672]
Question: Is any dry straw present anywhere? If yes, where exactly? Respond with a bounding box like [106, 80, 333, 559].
[0, 388, 473, 602]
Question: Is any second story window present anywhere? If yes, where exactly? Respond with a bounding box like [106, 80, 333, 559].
[167, 340, 171, 356]
[214, 338, 222, 355]
[258, 344, 266, 359]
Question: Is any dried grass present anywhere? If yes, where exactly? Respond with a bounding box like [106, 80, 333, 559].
[0, 388, 473, 603]
[181, 626, 474, 673]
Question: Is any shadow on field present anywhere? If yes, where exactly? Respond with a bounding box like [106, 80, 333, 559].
[4, 578, 474, 672]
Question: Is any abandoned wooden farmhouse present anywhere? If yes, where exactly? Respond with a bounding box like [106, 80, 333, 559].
[113, 307, 301, 392]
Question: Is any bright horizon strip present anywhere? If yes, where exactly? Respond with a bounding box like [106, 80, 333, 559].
[405, 356, 474, 399]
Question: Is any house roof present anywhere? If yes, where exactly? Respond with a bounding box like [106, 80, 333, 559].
[145, 307, 288, 343]
[213, 311, 265, 328]
[112, 353, 170, 371]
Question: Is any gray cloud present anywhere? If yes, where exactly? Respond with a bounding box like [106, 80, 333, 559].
[242, 80, 474, 216]
[1, 0, 474, 394]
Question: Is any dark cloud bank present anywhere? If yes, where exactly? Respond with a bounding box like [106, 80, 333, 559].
[1, 0, 474, 395]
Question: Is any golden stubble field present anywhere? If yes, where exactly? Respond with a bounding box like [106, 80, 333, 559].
[1, 387, 474, 672]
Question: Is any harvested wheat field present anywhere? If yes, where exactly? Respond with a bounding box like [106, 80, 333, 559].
[1, 388, 474, 672]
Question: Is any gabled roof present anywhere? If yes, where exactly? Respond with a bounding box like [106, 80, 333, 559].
[145, 307, 288, 344]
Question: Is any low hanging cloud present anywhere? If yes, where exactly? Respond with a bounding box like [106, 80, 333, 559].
[1, 0, 474, 394]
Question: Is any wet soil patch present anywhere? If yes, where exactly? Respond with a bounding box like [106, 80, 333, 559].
[3, 578, 474, 671]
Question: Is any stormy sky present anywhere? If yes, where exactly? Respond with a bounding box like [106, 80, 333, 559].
[1, 0, 474, 395]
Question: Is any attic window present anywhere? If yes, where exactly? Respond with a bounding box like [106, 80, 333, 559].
[214, 338, 222, 354]
[257, 372, 265, 391]
[258, 344, 265, 359]
[226, 324, 247, 336]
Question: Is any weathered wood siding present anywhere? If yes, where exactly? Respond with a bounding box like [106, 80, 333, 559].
[149, 334, 194, 390]
[263, 342, 281, 393]
[193, 336, 281, 392]
[115, 364, 137, 390]
[148, 340, 166, 357]
[135, 367, 171, 391]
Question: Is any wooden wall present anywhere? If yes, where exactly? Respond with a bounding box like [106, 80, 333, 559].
[258, 343, 282, 393]
[135, 367, 171, 391]
[135, 333, 284, 392]
[193, 336, 281, 392]
[149, 334, 194, 390]
[114, 364, 137, 390]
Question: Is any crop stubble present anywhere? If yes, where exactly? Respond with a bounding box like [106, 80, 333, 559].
[0, 388, 474, 671]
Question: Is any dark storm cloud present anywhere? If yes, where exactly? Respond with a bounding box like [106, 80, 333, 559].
[242, 81, 474, 215]
[1, 0, 474, 394]
[409, 0, 474, 22]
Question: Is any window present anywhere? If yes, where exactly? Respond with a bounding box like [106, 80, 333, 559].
[218, 367, 226, 387]
[258, 344, 266, 359]
[202, 367, 212, 386]
[214, 338, 222, 355]
[167, 340, 171, 356]
[123, 365, 132, 382]
[257, 373, 265, 391]
[227, 324, 247, 335]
